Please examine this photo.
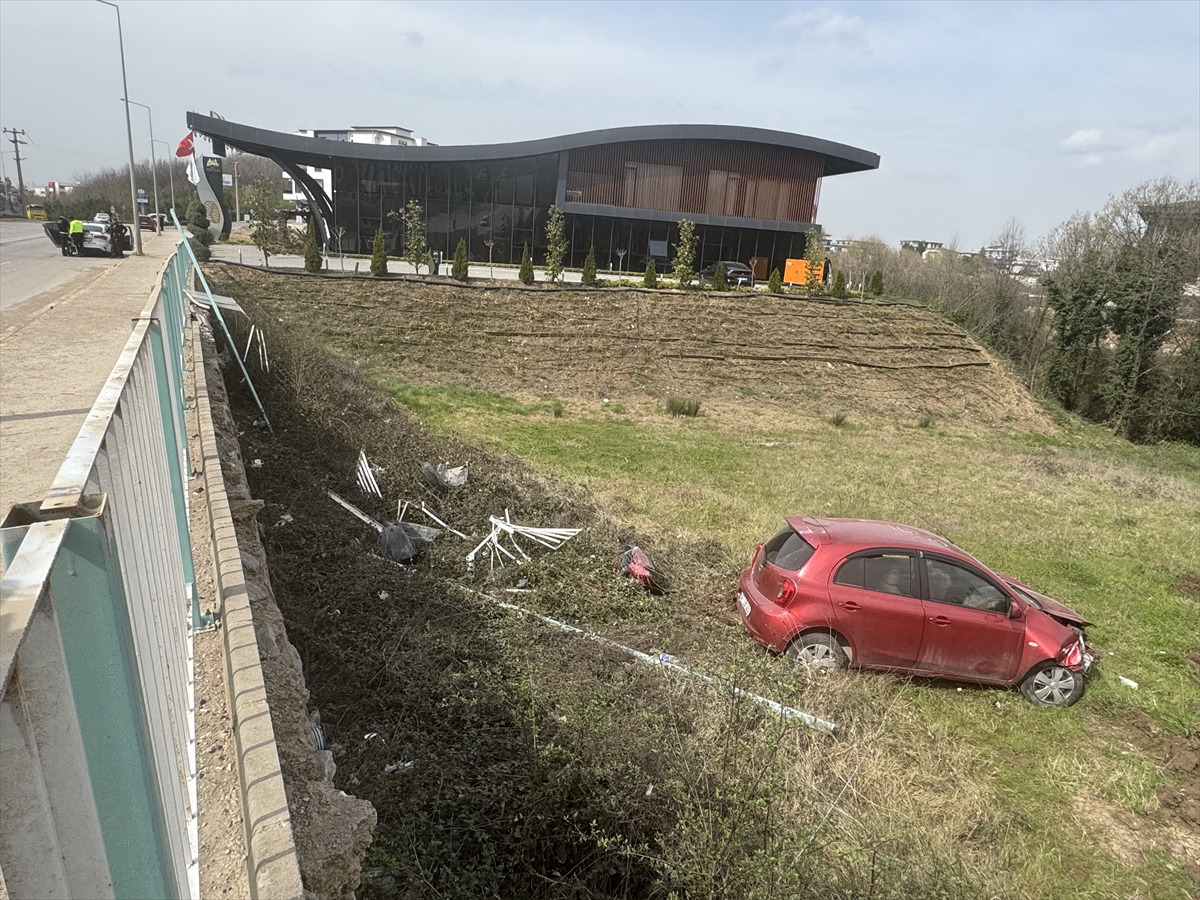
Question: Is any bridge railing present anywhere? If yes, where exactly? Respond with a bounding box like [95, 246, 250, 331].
[0, 241, 199, 899]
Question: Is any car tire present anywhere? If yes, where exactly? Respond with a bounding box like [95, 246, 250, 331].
[786, 632, 848, 671]
[1019, 662, 1084, 707]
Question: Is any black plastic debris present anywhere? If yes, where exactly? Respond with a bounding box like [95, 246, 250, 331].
[378, 522, 417, 563]
[420, 462, 468, 493]
[614, 545, 670, 595]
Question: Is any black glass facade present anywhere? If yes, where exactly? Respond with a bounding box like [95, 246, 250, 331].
[331, 156, 810, 274]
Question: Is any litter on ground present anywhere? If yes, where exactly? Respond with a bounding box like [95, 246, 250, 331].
[466, 510, 581, 573]
[420, 461, 468, 493]
[614, 545, 670, 594]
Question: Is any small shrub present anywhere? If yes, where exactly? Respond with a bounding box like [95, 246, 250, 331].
[187, 236, 211, 262]
[828, 412, 848, 427]
[831, 269, 849, 299]
[918, 413, 936, 428]
[581, 245, 597, 287]
[519, 241, 535, 285]
[711, 262, 728, 291]
[304, 219, 322, 273]
[868, 270, 884, 296]
[643, 258, 658, 288]
[370, 227, 388, 277]
[767, 268, 782, 294]
[666, 397, 701, 417]
[551, 400, 564, 418]
[452, 237, 469, 282]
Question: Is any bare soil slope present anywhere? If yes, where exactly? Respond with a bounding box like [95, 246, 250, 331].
[210, 267, 1052, 429]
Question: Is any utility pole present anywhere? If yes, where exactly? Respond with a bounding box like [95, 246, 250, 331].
[3, 128, 27, 212]
[232, 159, 240, 222]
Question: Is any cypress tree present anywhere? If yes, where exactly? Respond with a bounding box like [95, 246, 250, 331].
[519, 241, 535, 285]
[868, 270, 884, 296]
[581, 245, 597, 286]
[831, 270, 848, 298]
[370, 227, 388, 277]
[643, 258, 658, 288]
[767, 268, 783, 294]
[452, 237, 469, 281]
[304, 218, 322, 273]
[711, 261, 728, 291]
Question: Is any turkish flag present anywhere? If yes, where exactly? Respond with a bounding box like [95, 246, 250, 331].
[175, 133, 194, 158]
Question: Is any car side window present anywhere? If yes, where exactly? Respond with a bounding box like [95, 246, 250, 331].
[834, 553, 915, 598]
[923, 558, 1009, 613]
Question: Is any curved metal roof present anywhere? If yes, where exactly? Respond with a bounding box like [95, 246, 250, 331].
[186, 113, 879, 177]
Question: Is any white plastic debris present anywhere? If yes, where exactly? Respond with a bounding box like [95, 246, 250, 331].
[466, 510, 581, 573]
[384, 761, 414, 774]
[378, 591, 390, 601]
[276, 512, 294, 527]
[252, 458, 263, 468]
[357, 450, 384, 498]
[1119, 676, 1139, 690]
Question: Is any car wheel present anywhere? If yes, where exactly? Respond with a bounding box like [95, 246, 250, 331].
[786, 632, 848, 671]
[1019, 662, 1084, 707]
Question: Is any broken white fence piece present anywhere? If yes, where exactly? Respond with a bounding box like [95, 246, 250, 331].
[465, 511, 582, 572]
[467, 589, 835, 735]
[185, 287, 245, 315]
[357, 450, 384, 498]
[417, 501, 469, 540]
[328, 490, 384, 532]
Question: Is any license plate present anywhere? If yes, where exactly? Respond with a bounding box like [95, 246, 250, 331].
[737, 592, 751, 618]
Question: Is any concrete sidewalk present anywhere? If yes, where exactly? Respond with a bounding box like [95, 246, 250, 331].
[0, 232, 175, 516]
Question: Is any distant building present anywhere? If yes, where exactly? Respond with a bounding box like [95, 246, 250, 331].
[900, 239, 943, 255]
[826, 238, 855, 253]
[281, 126, 435, 208]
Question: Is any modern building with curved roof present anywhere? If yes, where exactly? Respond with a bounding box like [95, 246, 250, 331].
[187, 112, 879, 277]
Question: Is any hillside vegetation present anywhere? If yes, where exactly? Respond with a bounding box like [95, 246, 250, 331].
[211, 266, 1199, 900]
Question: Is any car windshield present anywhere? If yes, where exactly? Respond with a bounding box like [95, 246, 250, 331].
[761, 527, 815, 572]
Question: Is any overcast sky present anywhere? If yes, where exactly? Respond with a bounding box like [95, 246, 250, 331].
[1, 0, 1196, 247]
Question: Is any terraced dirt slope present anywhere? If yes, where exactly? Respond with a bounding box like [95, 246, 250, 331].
[210, 267, 1052, 429]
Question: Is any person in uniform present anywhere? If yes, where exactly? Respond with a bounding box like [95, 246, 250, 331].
[69, 218, 85, 256]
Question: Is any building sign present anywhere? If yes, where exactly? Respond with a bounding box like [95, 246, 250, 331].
[222, 174, 233, 187]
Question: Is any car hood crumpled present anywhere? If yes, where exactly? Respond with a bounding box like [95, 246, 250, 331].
[1003, 577, 1092, 628]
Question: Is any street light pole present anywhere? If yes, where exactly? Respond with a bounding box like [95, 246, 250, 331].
[128, 100, 160, 232]
[152, 139, 175, 213]
[96, 0, 142, 255]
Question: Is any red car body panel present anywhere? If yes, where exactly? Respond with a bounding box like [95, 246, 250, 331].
[738, 517, 1091, 690]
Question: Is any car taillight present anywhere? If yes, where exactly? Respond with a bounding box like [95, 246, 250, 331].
[1058, 639, 1083, 668]
[775, 579, 796, 605]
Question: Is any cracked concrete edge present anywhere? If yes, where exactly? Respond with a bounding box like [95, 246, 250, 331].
[192, 316, 305, 900]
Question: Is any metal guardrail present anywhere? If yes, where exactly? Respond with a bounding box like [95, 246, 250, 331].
[0, 241, 200, 899]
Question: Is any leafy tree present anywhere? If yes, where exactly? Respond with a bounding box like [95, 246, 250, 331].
[804, 229, 825, 295]
[402, 200, 427, 274]
[304, 217, 323, 273]
[711, 261, 728, 291]
[452, 237, 469, 281]
[672, 219, 698, 288]
[370, 227, 388, 276]
[545, 205, 567, 283]
[519, 241, 535, 285]
[643, 258, 658, 288]
[244, 179, 283, 265]
[1042, 253, 1110, 410]
[767, 268, 783, 294]
[581, 245, 598, 286]
[831, 270, 849, 298]
[868, 270, 884, 295]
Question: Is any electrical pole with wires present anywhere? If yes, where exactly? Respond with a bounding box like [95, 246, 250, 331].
[3, 128, 27, 212]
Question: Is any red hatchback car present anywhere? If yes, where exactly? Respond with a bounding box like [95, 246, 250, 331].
[738, 517, 1095, 706]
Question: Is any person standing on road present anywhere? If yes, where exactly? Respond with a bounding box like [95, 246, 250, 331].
[69, 218, 85, 256]
[57, 216, 70, 256]
[110, 216, 127, 258]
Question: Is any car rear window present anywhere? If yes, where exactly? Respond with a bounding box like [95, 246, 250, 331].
[834, 553, 915, 597]
[762, 527, 815, 572]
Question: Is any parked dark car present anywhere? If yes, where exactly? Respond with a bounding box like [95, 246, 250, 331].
[699, 261, 754, 286]
[139, 213, 168, 231]
[737, 517, 1095, 706]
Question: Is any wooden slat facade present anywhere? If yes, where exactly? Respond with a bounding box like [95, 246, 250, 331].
[565, 139, 824, 223]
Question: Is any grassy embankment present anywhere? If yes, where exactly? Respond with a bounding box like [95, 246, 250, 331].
[384, 379, 1200, 897]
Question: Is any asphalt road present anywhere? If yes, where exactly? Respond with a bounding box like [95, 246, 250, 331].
[0, 218, 117, 329]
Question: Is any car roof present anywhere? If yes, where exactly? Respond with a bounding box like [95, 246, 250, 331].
[784, 516, 961, 554]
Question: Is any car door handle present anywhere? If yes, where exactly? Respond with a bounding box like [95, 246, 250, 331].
[838, 601, 861, 611]
[929, 616, 952, 626]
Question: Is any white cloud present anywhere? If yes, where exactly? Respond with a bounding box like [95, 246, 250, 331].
[1060, 128, 1103, 149]
[779, 8, 869, 50]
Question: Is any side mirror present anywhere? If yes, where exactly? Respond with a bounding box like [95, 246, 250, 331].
[1008, 601, 1022, 620]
